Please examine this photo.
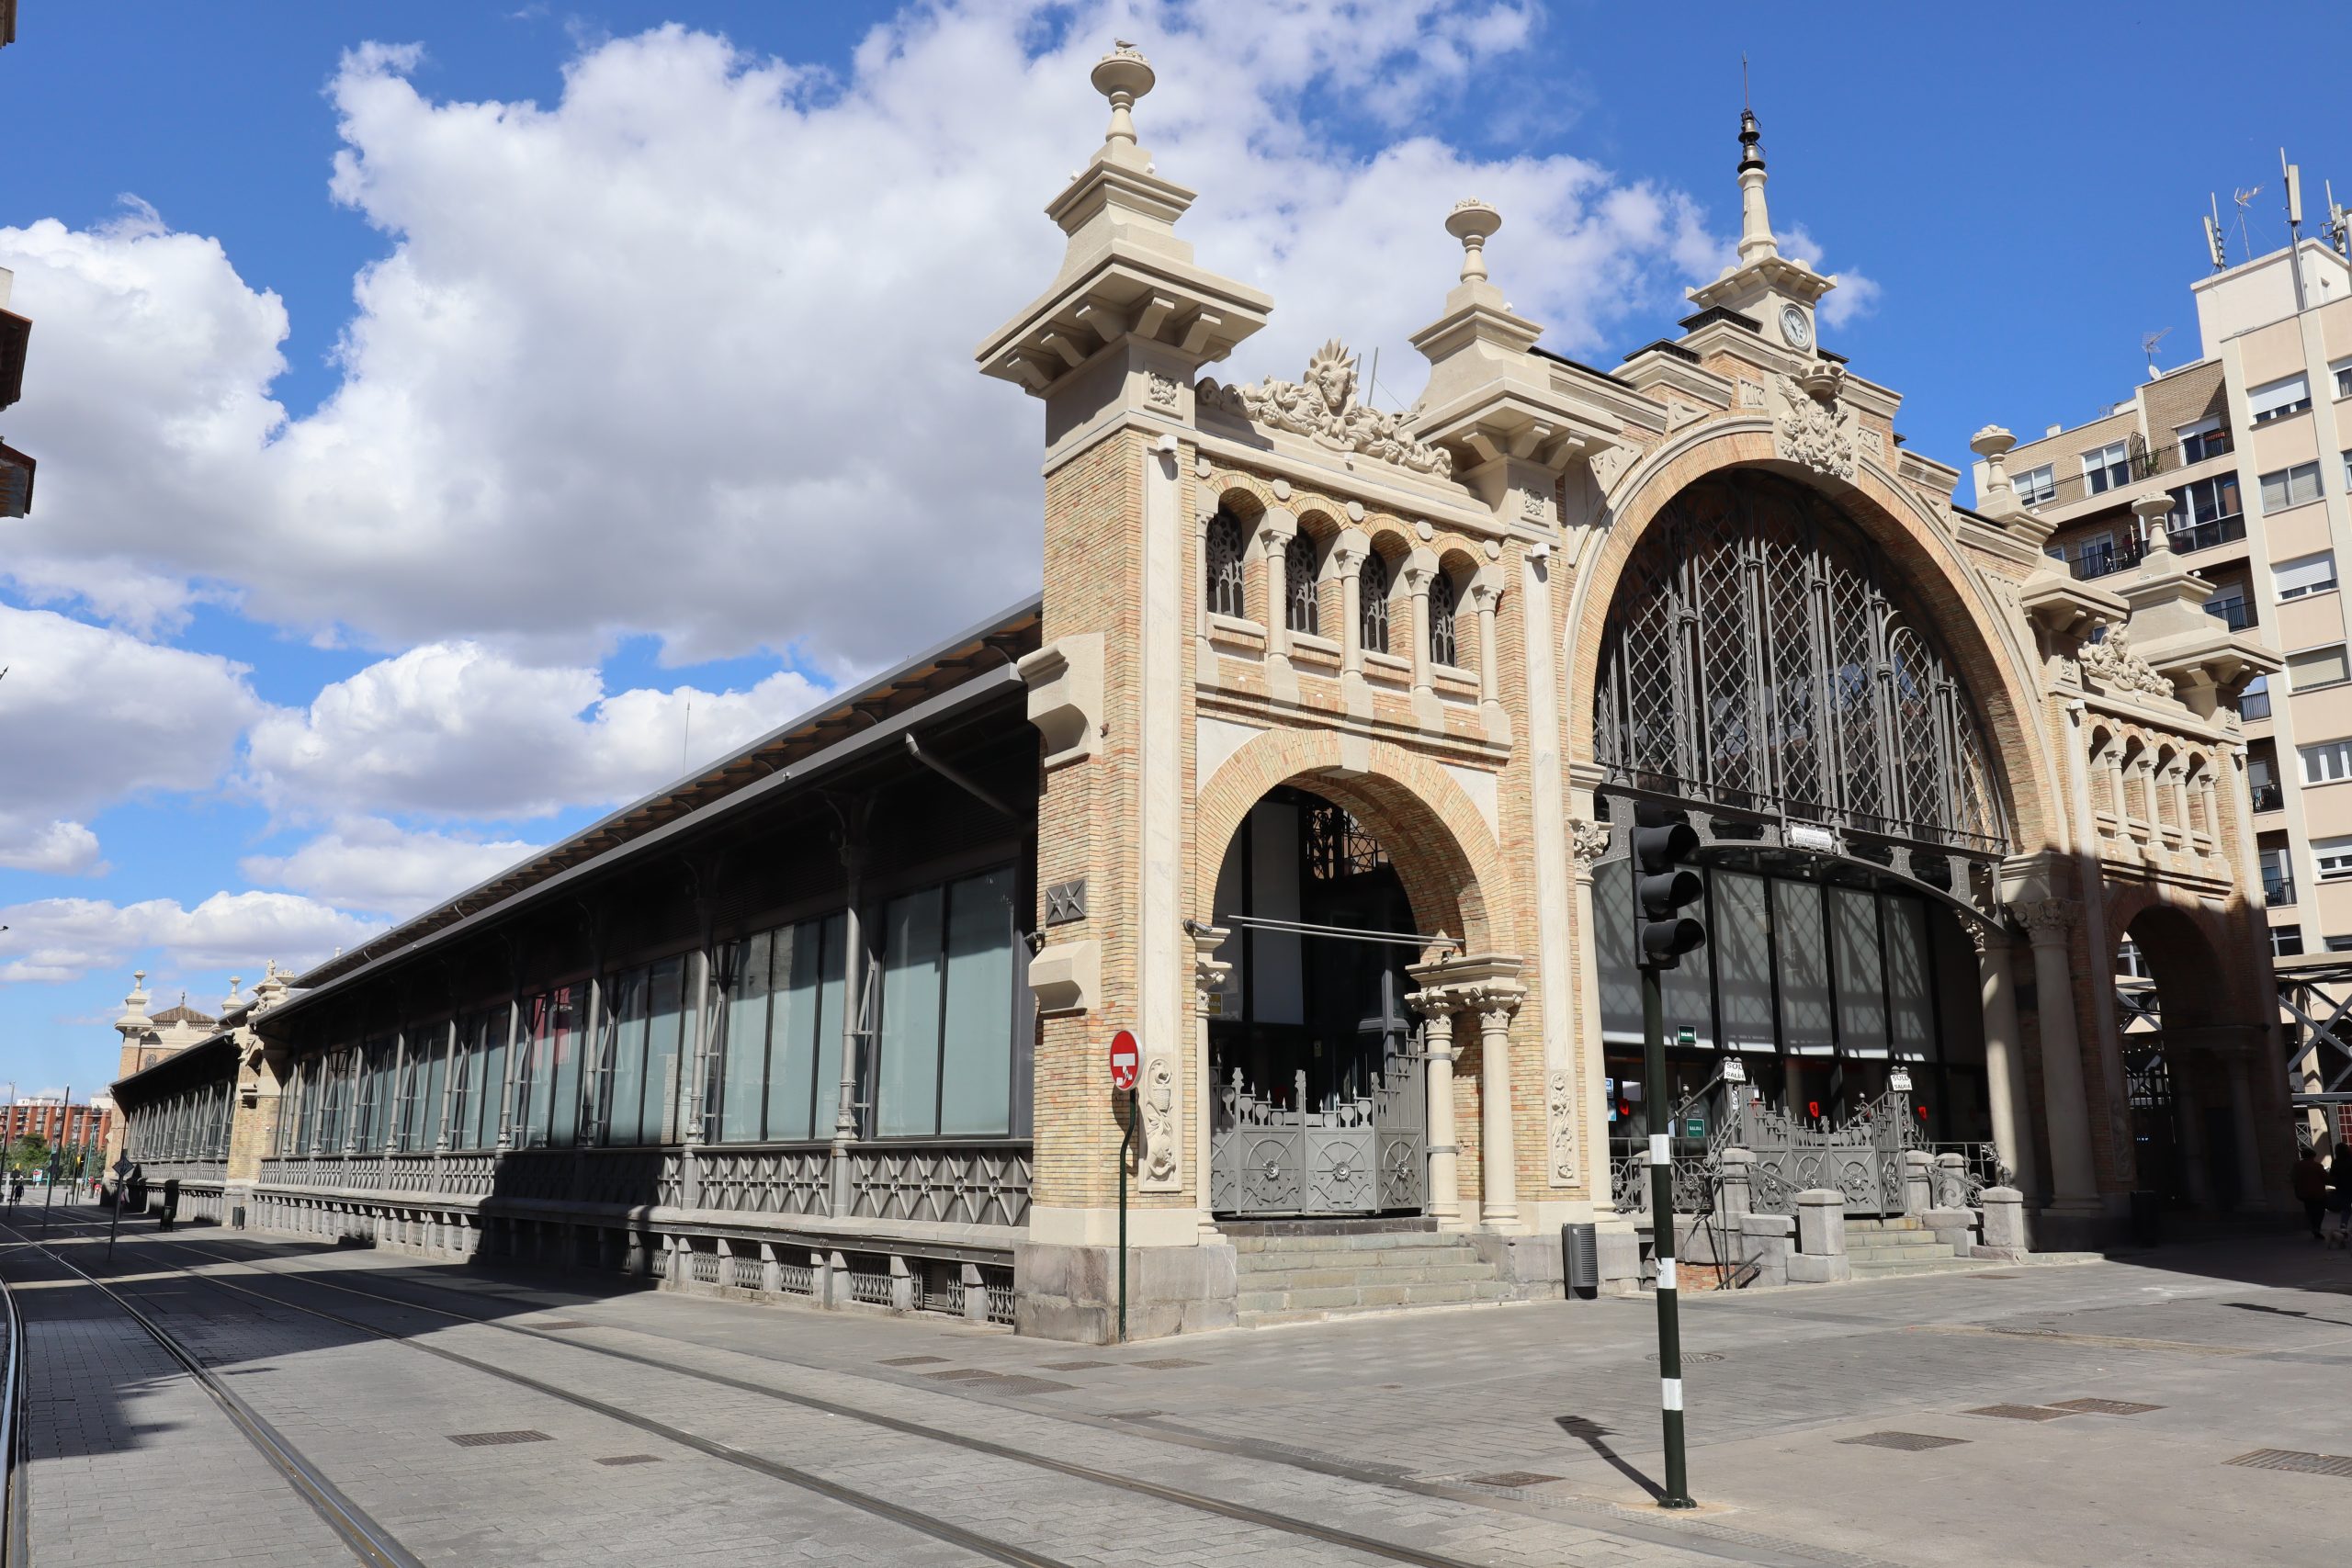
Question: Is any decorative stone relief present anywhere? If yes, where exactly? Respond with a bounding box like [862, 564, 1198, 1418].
[1197, 338, 1453, 478]
[1520, 485, 1552, 524]
[1140, 1053, 1180, 1187]
[1146, 369, 1182, 409]
[1666, 400, 1702, 432]
[2075, 623, 2175, 701]
[1588, 444, 1637, 495]
[1772, 371, 1856, 480]
[1736, 376, 1765, 409]
[1567, 817, 1611, 870]
[1547, 1067, 1578, 1185]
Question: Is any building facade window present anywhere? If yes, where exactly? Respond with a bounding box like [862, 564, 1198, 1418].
[2288, 645, 2350, 694]
[598, 960, 688, 1146]
[1359, 551, 1391, 653]
[2272, 925, 2306, 959]
[2242, 675, 2273, 725]
[2165, 473, 2243, 549]
[2082, 440, 2132, 494]
[2249, 373, 2312, 424]
[516, 984, 586, 1147]
[2314, 836, 2352, 883]
[714, 911, 848, 1143]
[1284, 532, 1319, 635]
[1204, 510, 1246, 620]
[1429, 572, 1458, 667]
[874, 865, 1021, 1137]
[2015, 463, 2056, 506]
[2260, 844, 2295, 906]
[2261, 461, 2323, 513]
[2302, 738, 2352, 784]
[2177, 417, 2232, 464]
[445, 1008, 507, 1151]
[2327, 936, 2352, 954]
[2205, 583, 2253, 631]
[2275, 551, 2338, 601]
[2336, 359, 2352, 400]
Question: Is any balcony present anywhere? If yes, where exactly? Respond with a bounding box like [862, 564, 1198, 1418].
[2250, 781, 2284, 813]
[2169, 512, 2246, 555]
[2207, 598, 2256, 632]
[2242, 683, 2272, 723]
[2031, 430, 2233, 513]
[2266, 874, 2297, 908]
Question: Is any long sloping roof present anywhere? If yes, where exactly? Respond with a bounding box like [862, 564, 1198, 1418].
[285, 593, 1043, 997]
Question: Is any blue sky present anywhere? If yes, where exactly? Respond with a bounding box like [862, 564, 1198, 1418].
[0, 0, 2344, 1097]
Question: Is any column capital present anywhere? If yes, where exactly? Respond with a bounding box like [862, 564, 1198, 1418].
[2013, 898, 2074, 941]
[1568, 818, 1611, 870]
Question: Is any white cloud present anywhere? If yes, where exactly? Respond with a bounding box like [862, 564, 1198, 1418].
[0, 3, 1733, 675]
[241, 817, 544, 919]
[243, 640, 826, 820]
[1777, 224, 1882, 330]
[0, 604, 264, 873]
[0, 890, 380, 986]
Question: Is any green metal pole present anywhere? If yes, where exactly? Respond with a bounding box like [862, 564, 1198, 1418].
[1118, 1087, 1135, 1343]
[1644, 964, 1696, 1509]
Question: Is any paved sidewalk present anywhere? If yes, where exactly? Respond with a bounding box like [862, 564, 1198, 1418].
[12, 1207, 2352, 1567]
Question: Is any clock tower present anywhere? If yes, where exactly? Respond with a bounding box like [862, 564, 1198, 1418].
[1683, 107, 1835, 356]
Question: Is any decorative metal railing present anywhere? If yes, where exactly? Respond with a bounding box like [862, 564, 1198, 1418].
[846, 1143, 1032, 1228]
[695, 1146, 829, 1218]
[1208, 1044, 1425, 1218]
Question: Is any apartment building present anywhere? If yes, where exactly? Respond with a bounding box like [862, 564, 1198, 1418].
[1978, 237, 2352, 964]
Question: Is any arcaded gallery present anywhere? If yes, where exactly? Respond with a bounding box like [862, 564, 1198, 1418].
[109, 47, 2290, 1341]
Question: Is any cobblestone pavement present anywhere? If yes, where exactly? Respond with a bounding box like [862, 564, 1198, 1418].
[9, 1205, 2352, 1567]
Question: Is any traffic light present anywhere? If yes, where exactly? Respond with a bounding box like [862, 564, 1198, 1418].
[1631, 802, 1707, 970]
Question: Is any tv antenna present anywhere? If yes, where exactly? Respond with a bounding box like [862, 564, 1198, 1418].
[2232, 185, 2262, 259]
[2326, 178, 2350, 257]
[2203, 193, 2227, 272]
[2141, 328, 2170, 380]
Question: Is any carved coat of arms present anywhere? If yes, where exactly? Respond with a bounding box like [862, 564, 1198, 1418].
[1199, 339, 1453, 478]
[1773, 371, 1856, 481]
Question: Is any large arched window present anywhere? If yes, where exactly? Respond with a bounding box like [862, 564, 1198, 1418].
[1205, 510, 1246, 620]
[1594, 473, 2006, 859]
[1429, 572, 1458, 668]
[1285, 532, 1320, 635]
[1360, 551, 1391, 654]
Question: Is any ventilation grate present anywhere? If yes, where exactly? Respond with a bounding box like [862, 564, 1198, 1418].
[2048, 1398, 2163, 1416]
[1838, 1432, 1969, 1451]
[1040, 1360, 1114, 1371]
[1132, 1358, 1204, 1370]
[594, 1455, 662, 1466]
[1645, 1351, 1725, 1364]
[1963, 1404, 2075, 1421]
[1464, 1471, 1562, 1489]
[2226, 1449, 2352, 1477]
[880, 1355, 949, 1366]
[447, 1429, 554, 1448]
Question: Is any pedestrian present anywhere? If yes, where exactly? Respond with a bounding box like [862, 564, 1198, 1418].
[2295, 1145, 2332, 1241]
[2330, 1145, 2352, 1249]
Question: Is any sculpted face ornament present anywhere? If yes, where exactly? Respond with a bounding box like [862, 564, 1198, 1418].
[1197, 337, 1453, 478]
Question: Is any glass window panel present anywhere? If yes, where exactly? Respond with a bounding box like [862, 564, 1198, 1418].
[447, 1021, 475, 1151]
[1883, 897, 1934, 1062]
[425, 1032, 450, 1149]
[1830, 887, 1888, 1057]
[1713, 872, 1776, 1051]
[2289, 646, 2350, 692]
[877, 886, 945, 1136]
[644, 958, 686, 1145]
[720, 931, 773, 1143]
[1773, 881, 1834, 1055]
[940, 868, 1017, 1134]
[479, 1014, 507, 1150]
[1594, 858, 1644, 1048]
[812, 913, 849, 1139]
[768, 920, 827, 1141]
[516, 997, 550, 1147]
[603, 969, 649, 1145]
[547, 985, 582, 1147]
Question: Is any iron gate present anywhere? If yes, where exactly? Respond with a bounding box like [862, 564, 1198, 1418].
[1209, 1037, 1425, 1217]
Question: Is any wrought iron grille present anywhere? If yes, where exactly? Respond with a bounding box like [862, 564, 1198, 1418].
[1596, 474, 2007, 860]
[1304, 803, 1388, 880]
[1206, 510, 1246, 619]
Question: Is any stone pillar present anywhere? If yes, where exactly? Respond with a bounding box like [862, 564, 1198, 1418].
[1191, 924, 1230, 1234]
[1336, 541, 1366, 676]
[1979, 1186, 2027, 1256]
[1408, 998, 1464, 1228]
[1901, 1149, 1934, 1215]
[1468, 575, 1505, 730]
[2019, 900, 2101, 1212]
[1973, 926, 2041, 1202]
[1568, 817, 1616, 1219]
[2225, 1054, 2267, 1209]
[1476, 994, 1521, 1230]
[1789, 1189, 1850, 1283]
[1404, 550, 1435, 697]
[1717, 1146, 1753, 1222]
[1259, 509, 1295, 661]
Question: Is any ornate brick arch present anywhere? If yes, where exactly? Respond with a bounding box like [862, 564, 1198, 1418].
[1564, 423, 2059, 853]
[1194, 728, 1505, 953]
[2106, 886, 2256, 1031]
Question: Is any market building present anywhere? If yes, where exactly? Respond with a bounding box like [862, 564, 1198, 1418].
[108, 48, 2289, 1340]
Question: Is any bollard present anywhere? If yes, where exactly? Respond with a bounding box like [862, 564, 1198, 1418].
[1562, 1222, 1600, 1298]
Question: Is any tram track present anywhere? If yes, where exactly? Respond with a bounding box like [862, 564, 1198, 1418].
[0, 1217, 424, 1568]
[1, 1251, 28, 1568]
[28, 1216, 1507, 1568]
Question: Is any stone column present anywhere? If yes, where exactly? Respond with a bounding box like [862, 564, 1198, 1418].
[1569, 818, 1614, 1216]
[2225, 1053, 2267, 1209]
[1258, 510, 1296, 663]
[1404, 552, 1435, 697]
[1191, 924, 1231, 1233]
[1468, 575, 1505, 728]
[1476, 992, 1522, 1230]
[1335, 542, 1366, 675]
[2019, 900, 2101, 1211]
[1973, 924, 2041, 1201]
[1407, 997, 1464, 1228]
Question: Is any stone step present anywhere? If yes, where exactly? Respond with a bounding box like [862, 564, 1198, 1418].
[1236, 1245, 1487, 1273]
[1843, 1231, 1955, 1249]
[1845, 1217, 1929, 1234]
[1849, 1257, 1993, 1280]
[1236, 1260, 1497, 1292]
[1847, 1244, 1963, 1266]
[1236, 1279, 1514, 1318]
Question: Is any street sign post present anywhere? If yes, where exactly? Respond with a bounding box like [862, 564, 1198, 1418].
[1109, 1030, 1139, 1342]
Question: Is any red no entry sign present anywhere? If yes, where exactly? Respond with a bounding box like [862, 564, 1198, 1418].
[1108, 1030, 1139, 1091]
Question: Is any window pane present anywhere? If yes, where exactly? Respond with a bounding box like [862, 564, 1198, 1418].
[940, 869, 1017, 1134]
[447, 1021, 475, 1150]
[423, 1033, 448, 1150]
[1884, 897, 1934, 1061]
[877, 886, 945, 1136]
[721, 931, 773, 1143]
[644, 957, 686, 1145]
[813, 913, 849, 1138]
[1773, 881, 1835, 1055]
[2289, 646, 2349, 692]
[1711, 872, 1774, 1050]
[547, 984, 582, 1147]
[604, 969, 649, 1145]
[1830, 889, 1887, 1056]
[768, 919, 837, 1141]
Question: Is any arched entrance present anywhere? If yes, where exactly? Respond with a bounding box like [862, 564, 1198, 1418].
[2117, 904, 2254, 1211]
[1205, 785, 1430, 1217]
[1587, 470, 2012, 1209]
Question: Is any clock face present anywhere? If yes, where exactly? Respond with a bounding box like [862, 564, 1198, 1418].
[1780, 305, 1813, 350]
